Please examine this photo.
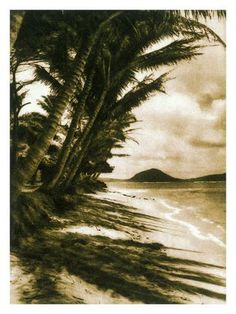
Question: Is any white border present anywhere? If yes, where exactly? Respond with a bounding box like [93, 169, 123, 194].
[0, 0, 230, 10]
[1, 1, 236, 314]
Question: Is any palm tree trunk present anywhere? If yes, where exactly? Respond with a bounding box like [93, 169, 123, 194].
[68, 132, 94, 187]
[63, 89, 107, 189]
[10, 11, 25, 49]
[11, 70, 19, 169]
[11, 112, 19, 169]
[11, 60, 84, 195]
[11, 12, 121, 197]
[44, 69, 95, 190]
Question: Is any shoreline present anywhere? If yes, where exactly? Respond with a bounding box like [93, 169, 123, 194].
[95, 189, 225, 252]
[11, 188, 226, 304]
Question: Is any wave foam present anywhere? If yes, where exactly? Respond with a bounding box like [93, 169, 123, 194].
[159, 199, 225, 248]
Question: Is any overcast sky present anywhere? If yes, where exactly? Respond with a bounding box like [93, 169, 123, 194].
[103, 19, 226, 179]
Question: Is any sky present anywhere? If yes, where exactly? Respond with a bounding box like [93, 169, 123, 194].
[103, 18, 226, 179]
[18, 16, 226, 180]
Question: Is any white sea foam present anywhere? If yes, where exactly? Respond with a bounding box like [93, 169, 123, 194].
[159, 199, 226, 248]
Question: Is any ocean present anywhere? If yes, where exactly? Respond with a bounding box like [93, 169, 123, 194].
[102, 180, 226, 267]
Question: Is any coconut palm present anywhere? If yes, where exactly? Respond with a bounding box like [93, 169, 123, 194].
[14, 96, 67, 185]
[11, 11, 122, 197]
[60, 39, 202, 188]
[11, 10, 226, 197]
[56, 10, 226, 189]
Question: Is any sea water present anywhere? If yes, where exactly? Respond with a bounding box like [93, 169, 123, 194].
[102, 180, 226, 267]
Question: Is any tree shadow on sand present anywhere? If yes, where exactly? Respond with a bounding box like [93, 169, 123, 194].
[53, 194, 180, 236]
[12, 195, 226, 304]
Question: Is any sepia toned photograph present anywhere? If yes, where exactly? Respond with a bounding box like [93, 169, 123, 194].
[10, 10, 226, 304]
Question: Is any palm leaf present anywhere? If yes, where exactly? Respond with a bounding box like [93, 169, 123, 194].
[133, 38, 203, 72]
[34, 65, 62, 93]
[112, 72, 169, 116]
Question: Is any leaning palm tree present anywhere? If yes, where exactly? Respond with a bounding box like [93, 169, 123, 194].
[11, 10, 225, 197]
[59, 40, 202, 188]
[11, 11, 122, 198]
[51, 11, 225, 190]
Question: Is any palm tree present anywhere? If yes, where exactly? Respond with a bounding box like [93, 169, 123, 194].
[11, 10, 225, 197]
[14, 96, 67, 185]
[44, 67, 97, 190]
[11, 11, 122, 198]
[59, 38, 203, 188]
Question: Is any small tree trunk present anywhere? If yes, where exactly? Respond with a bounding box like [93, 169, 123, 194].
[10, 69, 19, 169]
[63, 89, 107, 188]
[68, 134, 93, 186]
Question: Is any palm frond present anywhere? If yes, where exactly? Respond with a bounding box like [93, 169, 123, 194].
[177, 15, 226, 47]
[34, 65, 62, 93]
[179, 10, 226, 20]
[133, 38, 204, 72]
[112, 72, 169, 116]
[37, 95, 56, 114]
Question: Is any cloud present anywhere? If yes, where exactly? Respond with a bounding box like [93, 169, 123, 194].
[166, 44, 226, 111]
[106, 87, 226, 179]
[103, 19, 226, 180]
[189, 138, 225, 148]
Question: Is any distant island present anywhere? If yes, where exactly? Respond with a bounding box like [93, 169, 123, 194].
[128, 168, 226, 182]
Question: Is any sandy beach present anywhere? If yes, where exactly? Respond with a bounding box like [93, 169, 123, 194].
[11, 181, 226, 304]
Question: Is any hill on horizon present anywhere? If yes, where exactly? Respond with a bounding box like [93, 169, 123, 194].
[128, 168, 226, 182]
